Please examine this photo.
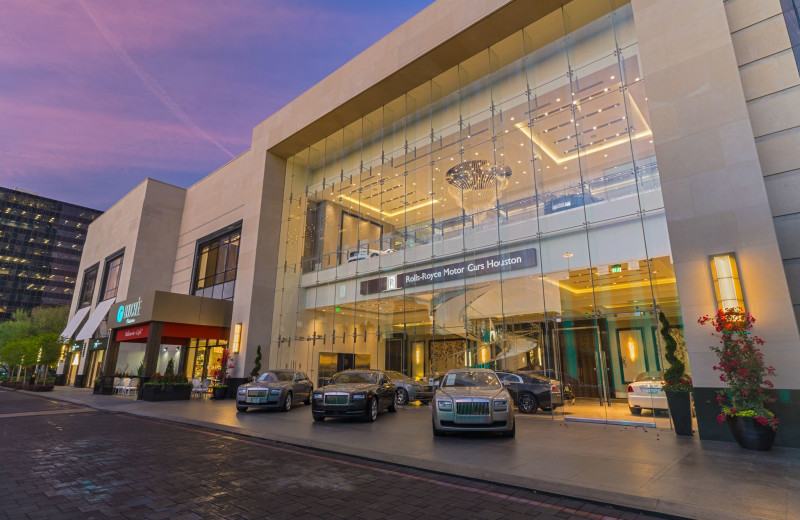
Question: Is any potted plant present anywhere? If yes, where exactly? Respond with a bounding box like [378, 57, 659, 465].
[700, 309, 779, 450]
[210, 348, 234, 399]
[141, 371, 193, 401]
[659, 312, 693, 436]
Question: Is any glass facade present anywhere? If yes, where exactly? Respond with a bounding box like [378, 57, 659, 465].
[0, 187, 102, 320]
[78, 266, 98, 308]
[271, 1, 685, 425]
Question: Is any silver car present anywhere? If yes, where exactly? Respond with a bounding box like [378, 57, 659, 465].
[432, 368, 515, 438]
[236, 370, 313, 413]
[384, 370, 433, 405]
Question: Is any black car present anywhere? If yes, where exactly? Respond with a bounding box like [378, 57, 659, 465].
[236, 370, 314, 412]
[495, 371, 570, 414]
[312, 370, 397, 422]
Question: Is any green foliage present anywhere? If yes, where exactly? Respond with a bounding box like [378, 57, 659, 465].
[250, 345, 262, 378]
[137, 361, 144, 377]
[164, 358, 175, 376]
[0, 337, 38, 368]
[36, 333, 63, 367]
[31, 306, 69, 336]
[660, 312, 689, 390]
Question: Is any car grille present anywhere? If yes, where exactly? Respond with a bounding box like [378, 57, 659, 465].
[248, 390, 267, 397]
[455, 400, 490, 415]
[324, 393, 349, 405]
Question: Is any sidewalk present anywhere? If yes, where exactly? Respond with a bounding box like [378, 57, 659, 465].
[19, 386, 800, 520]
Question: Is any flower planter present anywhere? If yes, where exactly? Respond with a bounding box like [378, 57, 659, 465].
[141, 385, 192, 402]
[666, 390, 693, 436]
[727, 415, 776, 451]
[212, 386, 227, 400]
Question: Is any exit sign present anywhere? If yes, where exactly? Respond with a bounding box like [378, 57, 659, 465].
[611, 264, 622, 273]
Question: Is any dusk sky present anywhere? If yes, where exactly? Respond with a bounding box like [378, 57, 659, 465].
[0, 1, 433, 210]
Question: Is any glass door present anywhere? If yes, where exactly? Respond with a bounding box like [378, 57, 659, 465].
[548, 319, 610, 424]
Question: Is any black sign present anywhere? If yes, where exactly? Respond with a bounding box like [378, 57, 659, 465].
[360, 247, 537, 295]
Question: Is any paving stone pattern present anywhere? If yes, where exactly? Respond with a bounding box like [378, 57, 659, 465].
[0, 392, 671, 520]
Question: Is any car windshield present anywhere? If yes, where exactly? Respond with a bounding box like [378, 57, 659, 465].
[385, 371, 408, 381]
[330, 372, 376, 384]
[257, 371, 294, 382]
[635, 371, 664, 382]
[442, 371, 500, 388]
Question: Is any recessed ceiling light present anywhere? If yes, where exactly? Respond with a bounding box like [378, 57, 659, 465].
[556, 98, 561, 102]
[610, 75, 615, 79]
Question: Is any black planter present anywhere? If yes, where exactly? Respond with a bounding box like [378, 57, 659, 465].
[666, 390, 693, 436]
[141, 385, 192, 402]
[212, 386, 228, 400]
[727, 415, 777, 451]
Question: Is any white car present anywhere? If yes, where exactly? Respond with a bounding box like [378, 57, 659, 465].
[347, 249, 381, 262]
[627, 371, 667, 415]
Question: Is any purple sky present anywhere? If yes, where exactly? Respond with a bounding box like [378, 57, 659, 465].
[0, 0, 433, 210]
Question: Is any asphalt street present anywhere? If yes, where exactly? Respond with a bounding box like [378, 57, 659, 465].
[0, 390, 670, 520]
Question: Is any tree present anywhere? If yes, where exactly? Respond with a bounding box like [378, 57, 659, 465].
[36, 332, 63, 382]
[250, 345, 262, 379]
[0, 337, 38, 381]
[660, 311, 689, 390]
[31, 306, 69, 336]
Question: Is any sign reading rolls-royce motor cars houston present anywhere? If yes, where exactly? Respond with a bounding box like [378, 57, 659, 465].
[360, 247, 537, 295]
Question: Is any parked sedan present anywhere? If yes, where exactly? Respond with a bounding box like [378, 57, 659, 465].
[236, 370, 313, 413]
[495, 371, 568, 414]
[627, 371, 667, 415]
[312, 370, 397, 422]
[432, 369, 515, 437]
[385, 371, 433, 405]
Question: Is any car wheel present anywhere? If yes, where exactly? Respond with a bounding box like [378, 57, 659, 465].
[629, 406, 642, 415]
[313, 414, 325, 422]
[282, 391, 292, 412]
[365, 398, 378, 422]
[432, 420, 445, 437]
[502, 421, 516, 438]
[518, 393, 538, 414]
[236, 405, 248, 413]
[388, 399, 397, 413]
[396, 388, 409, 406]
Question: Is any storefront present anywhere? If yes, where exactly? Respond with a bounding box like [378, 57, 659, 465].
[269, 1, 683, 427]
[97, 291, 234, 398]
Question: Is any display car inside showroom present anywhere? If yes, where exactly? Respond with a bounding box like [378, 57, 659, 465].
[56, 0, 800, 447]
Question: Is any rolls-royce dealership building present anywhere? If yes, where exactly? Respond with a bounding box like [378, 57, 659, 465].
[57, 0, 800, 446]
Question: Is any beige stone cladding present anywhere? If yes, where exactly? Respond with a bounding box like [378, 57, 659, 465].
[633, 0, 800, 389]
[68, 179, 186, 375]
[169, 149, 283, 379]
[725, 0, 800, 327]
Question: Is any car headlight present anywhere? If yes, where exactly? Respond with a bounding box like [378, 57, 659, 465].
[270, 388, 281, 395]
[237, 388, 246, 395]
[313, 392, 322, 399]
[437, 400, 453, 411]
[352, 393, 366, 399]
[493, 399, 508, 411]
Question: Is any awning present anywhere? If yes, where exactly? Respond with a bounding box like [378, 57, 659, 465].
[75, 298, 117, 341]
[59, 306, 91, 341]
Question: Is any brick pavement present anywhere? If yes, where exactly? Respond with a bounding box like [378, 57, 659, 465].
[0, 391, 672, 520]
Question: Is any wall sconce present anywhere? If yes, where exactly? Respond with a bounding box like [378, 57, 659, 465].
[232, 323, 242, 354]
[710, 253, 744, 311]
[627, 338, 636, 361]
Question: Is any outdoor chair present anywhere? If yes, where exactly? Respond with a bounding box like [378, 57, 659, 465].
[124, 378, 139, 395]
[190, 378, 203, 398]
[199, 378, 211, 399]
[112, 377, 122, 394]
[117, 377, 130, 395]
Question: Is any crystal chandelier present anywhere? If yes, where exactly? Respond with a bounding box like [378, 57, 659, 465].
[446, 160, 512, 222]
